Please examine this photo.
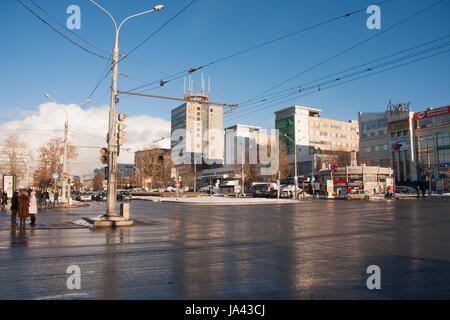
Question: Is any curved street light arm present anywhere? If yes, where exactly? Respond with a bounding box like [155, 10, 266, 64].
[89, 0, 118, 32]
[118, 9, 156, 34]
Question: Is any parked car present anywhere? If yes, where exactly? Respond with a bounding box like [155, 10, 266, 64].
[346, 189, 372, 200]
[79, 192, 92, 202]
[95, 191, 107, 201]
[395, 186, 416, 194]
[117, 191, 132, 201]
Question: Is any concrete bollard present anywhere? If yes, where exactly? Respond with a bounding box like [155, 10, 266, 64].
[120, 203, 130, 220]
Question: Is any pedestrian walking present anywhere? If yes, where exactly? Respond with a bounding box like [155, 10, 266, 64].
[1, 190, 8, 210]
[18, 190, 30, 228]
[44, 190, 50, 207]
[10, 191, 19, 226]
[54, 191, 59, 205]
[36, 189, 43, 207]
[29, 190, 38, 225]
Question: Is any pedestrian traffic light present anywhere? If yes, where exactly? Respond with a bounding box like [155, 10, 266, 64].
[117, 113, 127, 146]
[100, 147, 108, 164]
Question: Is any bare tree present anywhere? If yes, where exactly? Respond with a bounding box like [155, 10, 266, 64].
[33, 137, 78, 189]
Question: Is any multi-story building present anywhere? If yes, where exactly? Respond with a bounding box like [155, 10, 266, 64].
[171, 94, 224, 166]
[413, 105, 449, 189]
[274, 106, 359, 176]
[0, 147, 33, 188]
[359, 102, 449, 189]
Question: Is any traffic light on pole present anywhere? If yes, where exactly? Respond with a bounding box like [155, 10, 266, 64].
[117, 113, 128, 146]
[100, 147, 108, 164]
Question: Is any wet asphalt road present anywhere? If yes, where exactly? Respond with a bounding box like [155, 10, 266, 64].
[0, 198, 449, 299]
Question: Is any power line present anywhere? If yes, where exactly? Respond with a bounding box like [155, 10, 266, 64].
[16, 0, 109, 60]
[235, 34, 450, 109]
[119, 0, 199, 61]
[224, 47, 450, 124]
[239, 0, 449, 106]
[29, 0, 110, 56]
[123, 1, 395, 94]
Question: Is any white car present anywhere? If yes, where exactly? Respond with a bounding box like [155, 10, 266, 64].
[79, 193, 92, 201]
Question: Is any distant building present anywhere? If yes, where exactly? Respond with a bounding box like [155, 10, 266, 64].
[171, 93, 224, 166]
[0, 147, 33, 188]
[275, 105, 359, 176]
[359, 102, 449, 189]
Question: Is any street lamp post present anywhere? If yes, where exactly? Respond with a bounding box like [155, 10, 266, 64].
[283, 133, 298, 200]
[89, 1, 164, 216]
[238, 145, 253, 197]
[44, 93, 91, 203]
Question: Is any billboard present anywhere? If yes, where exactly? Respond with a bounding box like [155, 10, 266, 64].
[413, 105, 450, 120]
[2, 175, 15, 198]
[275, 116, 295, 154]
[389, 136, 411, 152]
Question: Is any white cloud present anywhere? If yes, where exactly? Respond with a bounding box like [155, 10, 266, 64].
[0, 102, 170, 176]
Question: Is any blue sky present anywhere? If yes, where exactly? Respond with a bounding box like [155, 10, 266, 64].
[1, 0, 450, 128]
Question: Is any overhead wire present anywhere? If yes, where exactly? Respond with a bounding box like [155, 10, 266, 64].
[235, 34, 450, 110]
[238, 0, 449, 106]
[224, 46, 450, 124]
[122, 0, 396, 94]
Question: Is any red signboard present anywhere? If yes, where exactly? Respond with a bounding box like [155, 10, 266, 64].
[414, 106, 450, 120]
[175, 182, 180, 188]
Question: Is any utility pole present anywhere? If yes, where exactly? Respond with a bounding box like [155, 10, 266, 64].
[61, 117, 68, 203]
[89, 1, 165, 218]
[283, 133, 298, 200]
[427, 143, 432, 196]
[241, 148, 245, 197]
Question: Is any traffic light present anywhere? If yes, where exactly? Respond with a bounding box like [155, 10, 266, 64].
[117, 113, 127, 146]
[100, 147, 108, 164]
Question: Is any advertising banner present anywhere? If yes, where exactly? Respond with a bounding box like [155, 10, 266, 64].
[2, 175, 15, 198]
[413, 105, 450, 120]
[389, 136, 411, 151]
[275, 116, 295, 154]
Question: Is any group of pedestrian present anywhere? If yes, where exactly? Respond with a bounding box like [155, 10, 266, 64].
[10, 188, 38, 228]
[36, 189, 53, 207]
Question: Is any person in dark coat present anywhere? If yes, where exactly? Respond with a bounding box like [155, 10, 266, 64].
[1, 190, 8, 210]
[10, 191, 19, 226]
[18, 191, 30, 228]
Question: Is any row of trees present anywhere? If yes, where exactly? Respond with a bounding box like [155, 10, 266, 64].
[0, 135, 79, 190]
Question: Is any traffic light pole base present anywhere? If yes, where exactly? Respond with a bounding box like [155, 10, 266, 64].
[83, 215, 134, 228]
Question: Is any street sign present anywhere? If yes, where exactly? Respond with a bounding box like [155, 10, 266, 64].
[311, 176, 315, 182]
[52, 173, 58, 179]
[277, 179, 280, 185]
[216, 179, 220, 184]
[175, 182, 180, 188]
[294, 176, 298, 182]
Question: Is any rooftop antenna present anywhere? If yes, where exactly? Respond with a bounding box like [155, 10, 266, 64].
[184, 76, 186, 98]
[201, 73, 204, 95]
[188, 73, 192, 95]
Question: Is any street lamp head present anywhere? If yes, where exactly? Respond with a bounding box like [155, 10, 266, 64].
[153, 4, 165, 11]
[44, 93, 52, 100]
[85, 99, 92, 103]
